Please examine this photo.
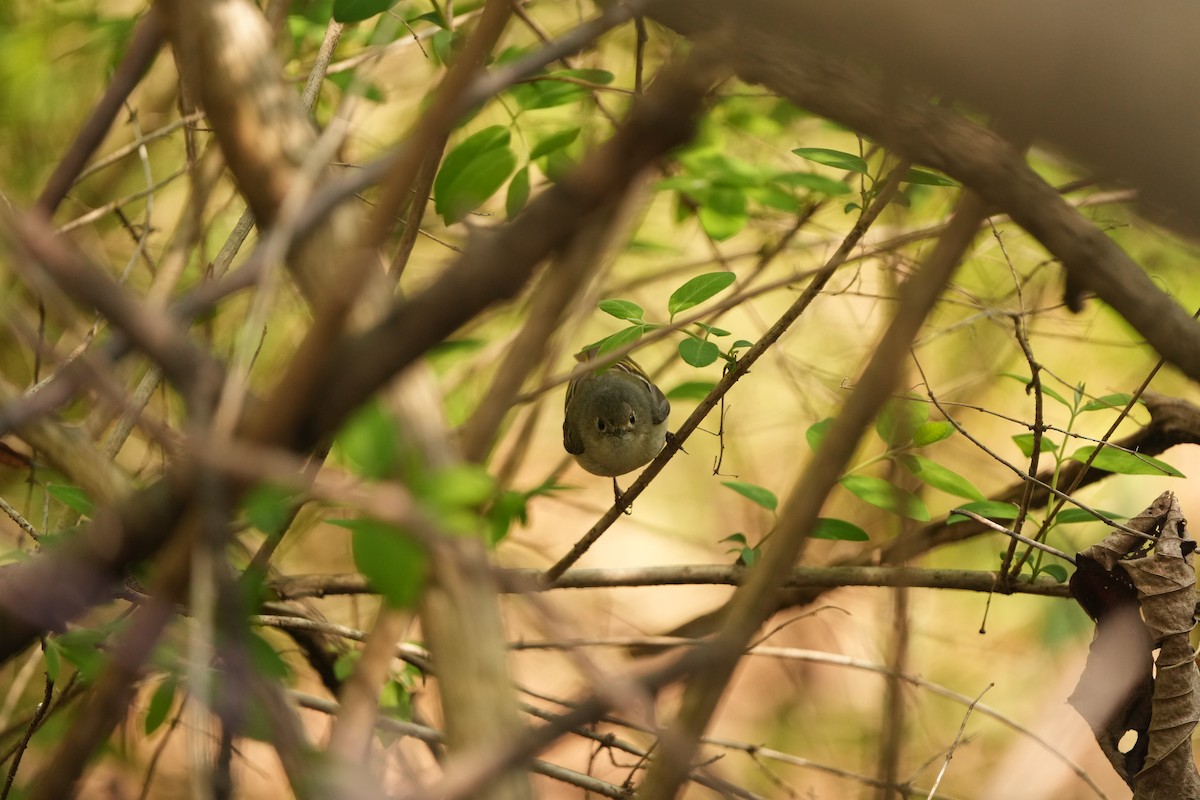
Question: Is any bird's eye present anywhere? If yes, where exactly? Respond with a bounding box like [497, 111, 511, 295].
[628, 413, 636, 425]
[596, 419, 606, 431]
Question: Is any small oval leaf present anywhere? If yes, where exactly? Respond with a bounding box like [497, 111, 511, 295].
[913, 421, 955, 447]
[812, 517, 869, 541]
[595, 325, 648, 355]
[792, 147, 868, 173]
[1080, 393, 1138, 412]
[839, 475, 930, 521]
[806, 418, 833, 452]
[876, 398, 928, 447]
[337, 400, 398, 479]
[698, 188, 747, 241]
[665, 380, 716, 401]
[1012, 433, 1059, 458]
[505, 165, 530, 218]
[1054, 508, 1125, 525]
[678, 338, 720, 368]
[47, 484, 94, 518]
[434, 126, 516, 224]
[598, 299, 645, 321]
[668, 272, 737, 318]
[722, 480, 778, 512]
[530, 127, 580, 159]
[1069, 445, 1185, 477]
[900, 454, 985, 501]
[1039, 564, 1069, 583]
[338, 519, 428, 608]
[947, 501, 1020, 525]
[144, 676, 177, 735]
[333, 0, 396, 23]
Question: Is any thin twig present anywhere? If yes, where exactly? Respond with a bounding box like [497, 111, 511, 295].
[926, 683, 992, 800]
[0, 498, 39, 542]
[951, 509, 1076, 564]
[0, 668, 53, 800]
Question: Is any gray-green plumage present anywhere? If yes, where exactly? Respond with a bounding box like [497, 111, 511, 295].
[563, 354, 670, 478]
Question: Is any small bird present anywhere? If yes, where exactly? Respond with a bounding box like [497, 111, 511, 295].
[563, 347, 670, 502]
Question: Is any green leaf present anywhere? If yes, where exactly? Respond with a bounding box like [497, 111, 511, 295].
[428, 338, 486, 363]
[594, 325, 648, 355]
[556, 68, 614, 84]
[665, 380, 716, 400]
[806, 418, 833, 452]
[598, 299, 645, 321]
[487, 489, 526, 546]
[749, 183, 802, 212]
[420, 464, 494, 509]
[773, 172, 852, 196]
[1080, 393, 1138, 412]
[46, 484, 93, 518]
[1039, 564, 1069, 583]
[243, 484, 295, 535]
[1011, 433, 1059, 458]
[51, 629, 108, 681]
[694, 322, 730, 337]
[529, 127, 580, 159]
[1055, 508, 1124, 525]
[380, 677, 414, 720]
[912, 421, 955, 446]
[656, 175, 709, 194]
[144, 675, 177, 735]
[946, 501, 1020, 525]
[1043, 384, 1071, 407]
[430, 28, 460, 66]
[812, 517, 869, 541]
[668, 272, 737, 319]
[902, 168, 958, 187]
[678, 338, 720, 368]
[698, 187, 747, 241]
[541, 149, 576, 182]
[505, 165, 530, 219]
[722, 533, 761, 565]
[1069, 445, 1185, 477]
[899, 454, 985, 501]
[43, 643, 61, 683]
[336, 519, 428, 608]
[337, 400, 397, 479]
[333, 651, 359, 681]
[333, 0, 395, 23]
[876, 398, 928, 447]
[434, 126, 516, 224]
[722, 480, 778, 512]
[839, 475, 930, 521]
[792, 147, 868, 173]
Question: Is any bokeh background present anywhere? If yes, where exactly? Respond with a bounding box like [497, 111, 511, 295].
[1, 1, 1198, 798]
